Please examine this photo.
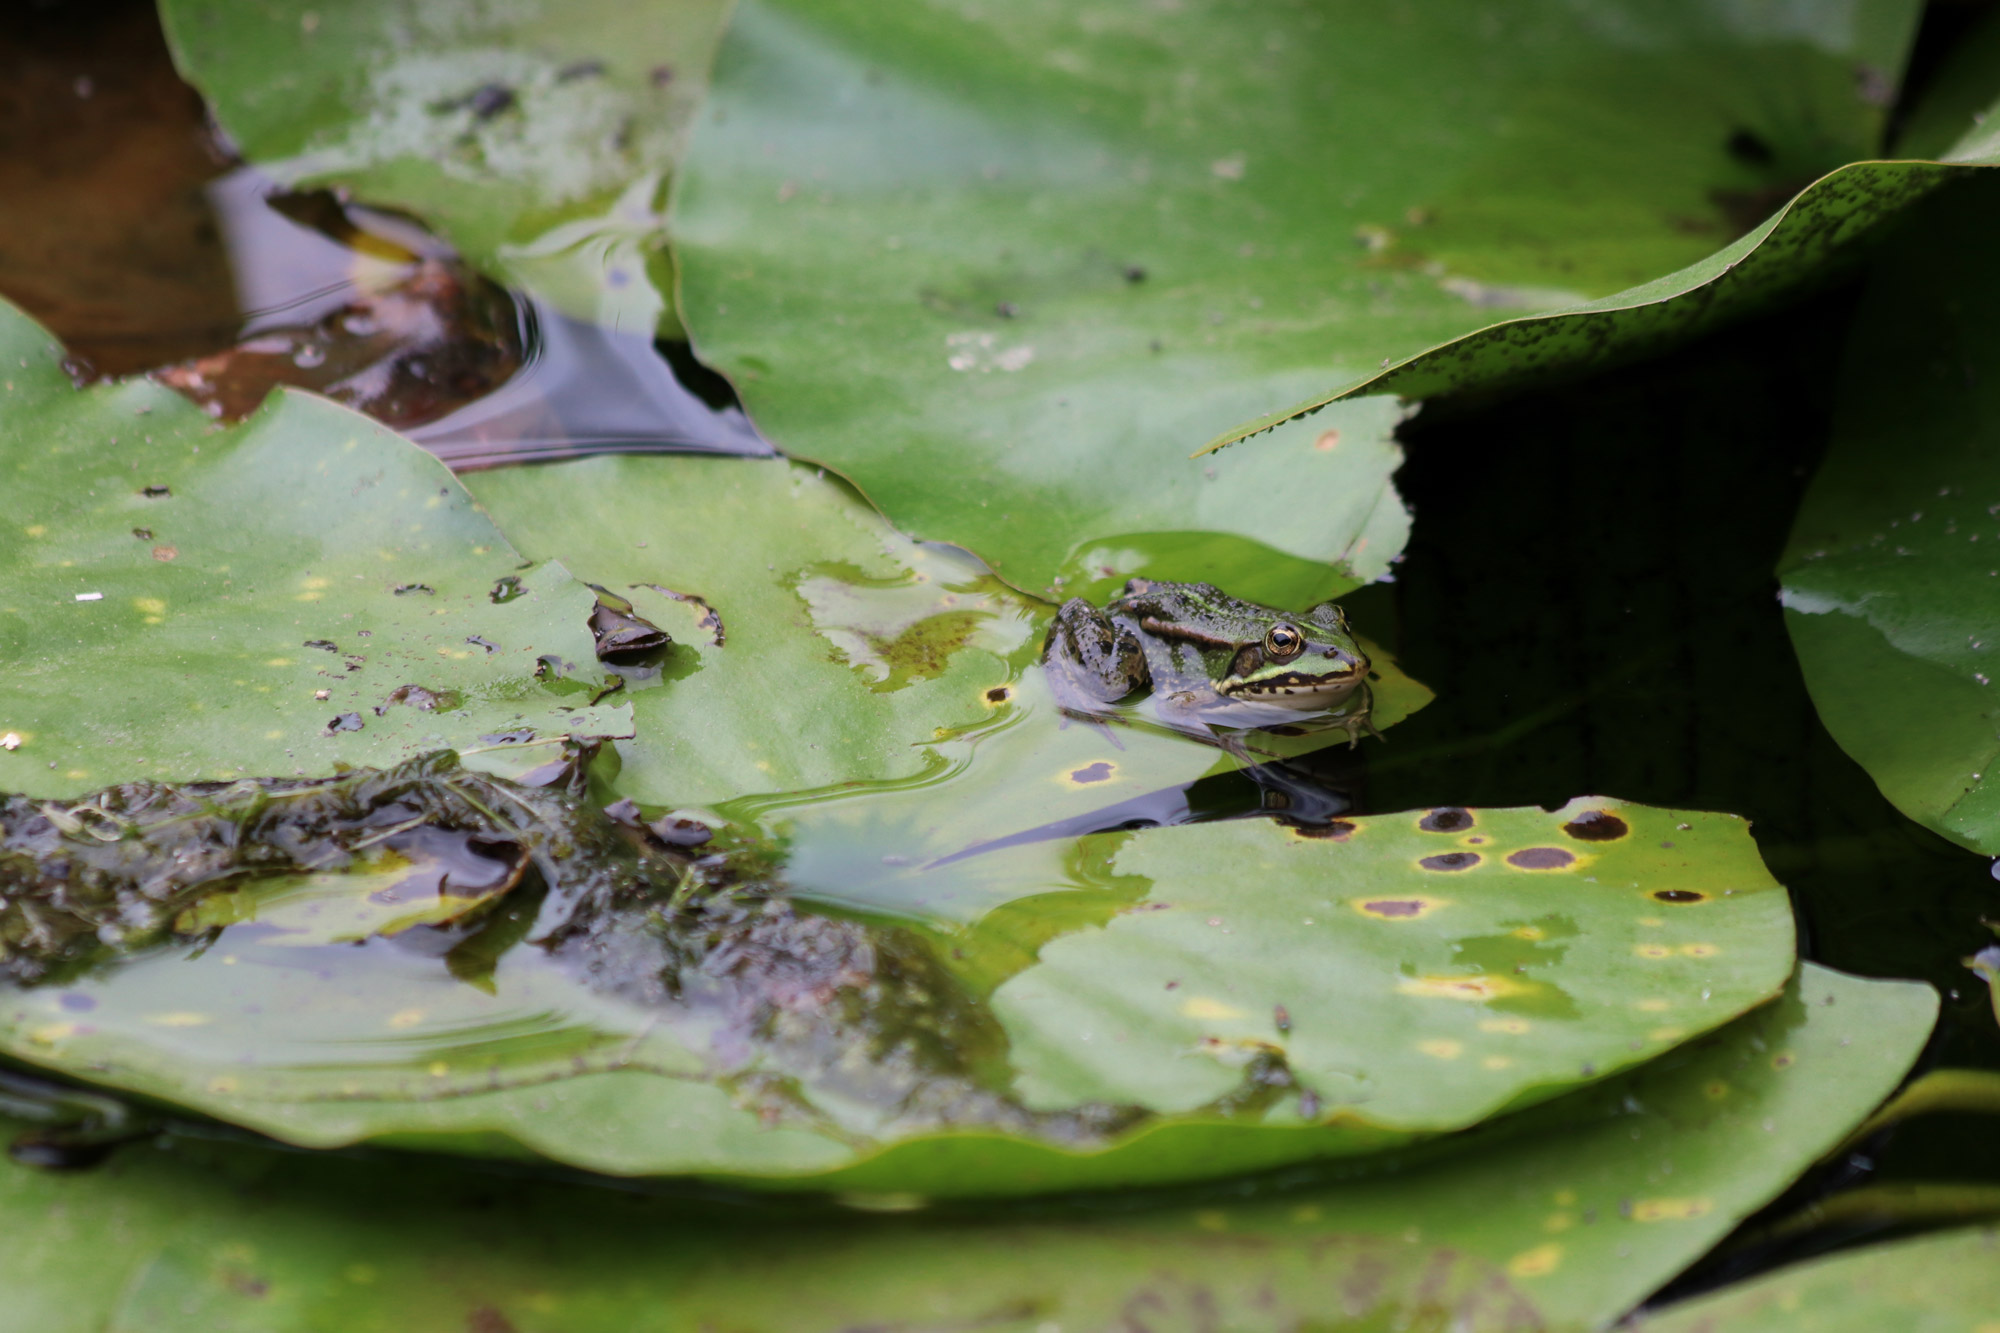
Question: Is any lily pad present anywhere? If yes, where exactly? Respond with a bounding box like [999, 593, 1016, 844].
[1206, 15, 2000, 453]
[994, 798, 1795, 1127]
[0, 299, 626, 799]
[0, 773, 1794, 1197]
[1777, 173, 2000, 854]
[466, 453, 1425, 832]
[158, 0, 733, 332]
[1631, 1225, 2000, 1332]
[670, 0, 1918, 594]
[0, 965, 1938, 1332]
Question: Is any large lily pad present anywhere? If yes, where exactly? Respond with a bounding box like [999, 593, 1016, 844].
[1777, 173, 2000, 854]
[669, 0, 1918, 594]
[158, 0, 732, 333]
[0, 299, 626, 799]
[466, 452, 1427, 831]
[0, 965, 1938, 1332]
[0, 781, 1792, 1196]
[1631, 1225, 2000, 1331]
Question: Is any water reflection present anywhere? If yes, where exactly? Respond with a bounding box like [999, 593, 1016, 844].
[161, 167, 770, 465]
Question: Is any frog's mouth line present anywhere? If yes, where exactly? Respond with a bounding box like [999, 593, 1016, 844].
[1217, 669, 1363, 707]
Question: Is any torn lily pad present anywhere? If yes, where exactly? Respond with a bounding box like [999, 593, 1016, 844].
[0, 298, 626, 797]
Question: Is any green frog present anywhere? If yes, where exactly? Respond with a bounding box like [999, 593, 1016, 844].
[1042, 579, 1376, 742]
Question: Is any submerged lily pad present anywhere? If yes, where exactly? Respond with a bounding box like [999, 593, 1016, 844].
[1631, 1225, 2000, 1331]
[0, 300, 625, 798]
[0, 965, 1938, 1332]
[0, 754, 1795, 1196]
[1777, 174, 2000, 854]
[159, 0, 733, 332]
[671, 0, 1918, 594]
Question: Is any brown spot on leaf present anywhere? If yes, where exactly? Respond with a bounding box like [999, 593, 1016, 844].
[1420, 807, 1473, 832]
[1290, 820, 1356, 840]
[1562, 810, 1629, 841]
[1651, 889, 1707, 904]
[1506, 847, 1576, 871]
[1069, 761, 1114, 784]
[1419, 852, 1480, 872]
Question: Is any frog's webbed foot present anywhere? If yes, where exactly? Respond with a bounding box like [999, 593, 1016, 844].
[1042, 598, 1147, 714]
[1337, 682, 1380, 748]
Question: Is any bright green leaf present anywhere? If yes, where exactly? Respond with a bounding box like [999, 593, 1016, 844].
[158, 0, 733, 333]
[1777, 174, 2000, 855]
[0, 299, 626, 798]
[673, 0, 1919, 594]
[0, 965, 1937, 1332]
[1630, 1225, 2000, 1332]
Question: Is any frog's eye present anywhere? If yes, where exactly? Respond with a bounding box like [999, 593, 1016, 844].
[1264, 624, 1303, 661]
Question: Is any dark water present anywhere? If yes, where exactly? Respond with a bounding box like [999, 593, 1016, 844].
[0, 0, 1995, 1304]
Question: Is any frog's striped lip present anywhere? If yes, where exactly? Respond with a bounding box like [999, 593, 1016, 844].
[1217, 669, 1363, 707]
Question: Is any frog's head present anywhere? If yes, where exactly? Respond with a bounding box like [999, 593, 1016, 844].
[1213, 601, 1369, 710]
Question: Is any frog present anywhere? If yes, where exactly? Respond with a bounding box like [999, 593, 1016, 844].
[1041, 578, 1376, 742]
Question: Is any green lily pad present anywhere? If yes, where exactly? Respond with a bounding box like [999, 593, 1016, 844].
[993, 798, 1795, 1127]
[158, 0, 733, 333]
[0, 300, 626, 799]
[1208, 33, 2000, 458]
[0, 965, 1938, 1332]
[1631, 1225, 2000, 1332]
[1776, 174, 2000, 854]
[0, 779, 1792, 1196]
[466, 453, 1425, 830]
[1893, 7, 2000, 160]
[671, 0, 1918, 595]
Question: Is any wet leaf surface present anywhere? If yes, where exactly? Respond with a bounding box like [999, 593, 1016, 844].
[1778, 174, 2000, 855]
[0, 740, 1797, 1197]
[0, 298, 628, 797]
[0, 965, 1937, 1331]
[158, 0, 733, 336]
[1630, 1224, 2000, 1332]
[671, 0, 1917, 595]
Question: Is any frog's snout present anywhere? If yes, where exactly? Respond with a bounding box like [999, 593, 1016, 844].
[1324, 646, 1369, 675]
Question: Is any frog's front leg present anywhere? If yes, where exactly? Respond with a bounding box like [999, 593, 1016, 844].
[1042, 598, 1147, 713]
[1333, 680, 1380, 747]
